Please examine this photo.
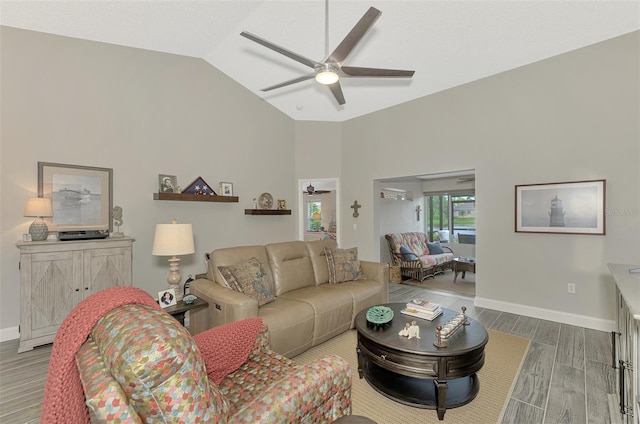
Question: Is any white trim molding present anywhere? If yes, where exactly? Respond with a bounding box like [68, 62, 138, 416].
[0, 326, 19, 343]
[475, 297, 616, 333]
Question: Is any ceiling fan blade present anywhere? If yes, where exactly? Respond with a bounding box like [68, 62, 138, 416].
[327, 7, 381, 66]
[261, 74, 316, 91]
[328, 81, 345, 105]
[241, 31, 320, 69]
[341, 66, 415, 78]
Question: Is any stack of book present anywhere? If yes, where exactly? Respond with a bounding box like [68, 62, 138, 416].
[401, 299, 443, 321]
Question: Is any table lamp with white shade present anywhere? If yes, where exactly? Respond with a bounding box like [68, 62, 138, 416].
[152, 219, 194, 301]
[24, 197, 53, 241]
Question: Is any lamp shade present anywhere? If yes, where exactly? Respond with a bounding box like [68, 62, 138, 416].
[24, 198, 53, 217]
[152, 220, 195, 256]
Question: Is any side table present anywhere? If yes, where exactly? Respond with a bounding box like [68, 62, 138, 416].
[163, 298, 208, 327]
[453, 257, 476, 283]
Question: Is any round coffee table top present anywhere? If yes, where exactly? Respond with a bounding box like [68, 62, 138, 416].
[355, 303, 488, 357]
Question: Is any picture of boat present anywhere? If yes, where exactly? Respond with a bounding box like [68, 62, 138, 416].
[59, 188, 91, 206]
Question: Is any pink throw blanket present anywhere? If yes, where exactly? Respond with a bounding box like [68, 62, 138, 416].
[193, 317, 263, 385]
[40, 286, 161, 424]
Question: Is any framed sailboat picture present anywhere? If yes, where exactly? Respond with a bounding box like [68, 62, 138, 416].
[38, 162, 113, 233]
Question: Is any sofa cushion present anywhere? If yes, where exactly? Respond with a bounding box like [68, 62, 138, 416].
[426, 242, 444, 255]
[209, 245, 275, 294]
[399, 245, 419, 260]
[324, 247, 366, 284]
[218, 257, 275, 306]
[266, 241, 316, 295]
[305, 239, 338, 285]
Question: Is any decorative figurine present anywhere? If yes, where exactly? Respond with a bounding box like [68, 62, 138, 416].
[408, 321, 420, 339]
[252, 198, 258, 209]
[112, 206, 124, 238]
[399, 322, 410, 337]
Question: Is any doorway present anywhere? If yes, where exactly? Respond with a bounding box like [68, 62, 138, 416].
[298, 178, 340, 244]
[376, 170, 475, 297]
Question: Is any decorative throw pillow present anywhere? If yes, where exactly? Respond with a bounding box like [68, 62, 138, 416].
[217, 257, 275, 306]
[399, 245, 419, 260]
[324, 247, 366, 284]
[426, 242, 444, 255]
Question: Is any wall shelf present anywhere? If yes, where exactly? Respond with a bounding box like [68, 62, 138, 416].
[153, 193, 238, 202]
[244, 209, 291, 215]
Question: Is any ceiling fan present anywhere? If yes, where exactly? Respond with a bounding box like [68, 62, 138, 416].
[240, 6, 414, 105]
[304, 183, 331, 195]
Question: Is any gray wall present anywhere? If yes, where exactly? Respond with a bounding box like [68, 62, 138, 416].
[1, 26, 638, 338]
[339, 31, 640, 330]
[0, 27, 296, 338]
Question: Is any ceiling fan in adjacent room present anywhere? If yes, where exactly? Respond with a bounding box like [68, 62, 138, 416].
[240, 5, 414, 105]
[304, 183, 331, 195]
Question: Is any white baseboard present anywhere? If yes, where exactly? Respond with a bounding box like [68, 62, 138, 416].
[474, 296, 616, 333]
[0, 326, 19, 343]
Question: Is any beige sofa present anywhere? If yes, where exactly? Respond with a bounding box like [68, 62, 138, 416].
[189, 240, 388, 358]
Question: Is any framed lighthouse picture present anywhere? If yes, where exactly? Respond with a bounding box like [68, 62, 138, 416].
[515, 180, 605, 235]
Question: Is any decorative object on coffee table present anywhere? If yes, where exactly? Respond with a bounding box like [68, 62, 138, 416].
[366, 305, 394, 326]
[23, 197, 53, 241]
[152, 219, 195, 301]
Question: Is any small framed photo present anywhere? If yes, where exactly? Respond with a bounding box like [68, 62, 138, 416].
[220, 182, 233, 196]
[277, 199, 286, 210]
[158, 174, 178, 193]
[158, 289, 177, 308]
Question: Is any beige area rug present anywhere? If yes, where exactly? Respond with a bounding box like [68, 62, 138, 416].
[400, 270, 476, 297]
[294, 329, 529, 424]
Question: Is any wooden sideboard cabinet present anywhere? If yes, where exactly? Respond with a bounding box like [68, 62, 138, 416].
[16, 236, 134, 353]
[609, 263, 640, 424]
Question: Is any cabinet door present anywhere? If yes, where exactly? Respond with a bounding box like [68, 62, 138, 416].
[21, 250, 83, 340]
[83, 247, 132, 296]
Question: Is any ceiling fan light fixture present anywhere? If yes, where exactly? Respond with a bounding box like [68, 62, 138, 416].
[315, 65, 339, 85]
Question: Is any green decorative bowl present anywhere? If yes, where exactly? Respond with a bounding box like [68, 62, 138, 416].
[366, 306, 394, 325]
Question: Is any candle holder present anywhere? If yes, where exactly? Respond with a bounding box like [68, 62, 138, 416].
[433, 306, 468, 348]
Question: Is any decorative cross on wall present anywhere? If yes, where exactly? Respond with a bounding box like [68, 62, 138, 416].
[351, 201, 361, 218]
[416, 205, 422, 221]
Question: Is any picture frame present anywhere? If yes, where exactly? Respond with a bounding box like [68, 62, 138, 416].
[158, 174, 178, 193]
[277, 199, 286, 210]
[38, 162, 113, 233]
[515, 179, 605, 235]
[220, 182, 233, 196]
[158, 288, 177, 308]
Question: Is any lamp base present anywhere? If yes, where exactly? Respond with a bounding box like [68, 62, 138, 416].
[29, 219, 49, 241]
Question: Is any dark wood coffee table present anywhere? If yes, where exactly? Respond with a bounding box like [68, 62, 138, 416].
[354, 303, 488, 420]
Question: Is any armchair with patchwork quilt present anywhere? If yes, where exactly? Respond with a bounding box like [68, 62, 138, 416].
[41, 286, 352, 423]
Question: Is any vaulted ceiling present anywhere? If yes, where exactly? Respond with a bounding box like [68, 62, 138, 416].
[2, 1, 638, 122]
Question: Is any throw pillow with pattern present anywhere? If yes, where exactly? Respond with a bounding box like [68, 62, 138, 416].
[217, 257, 275, 306]
[324, 247, 366, 284]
